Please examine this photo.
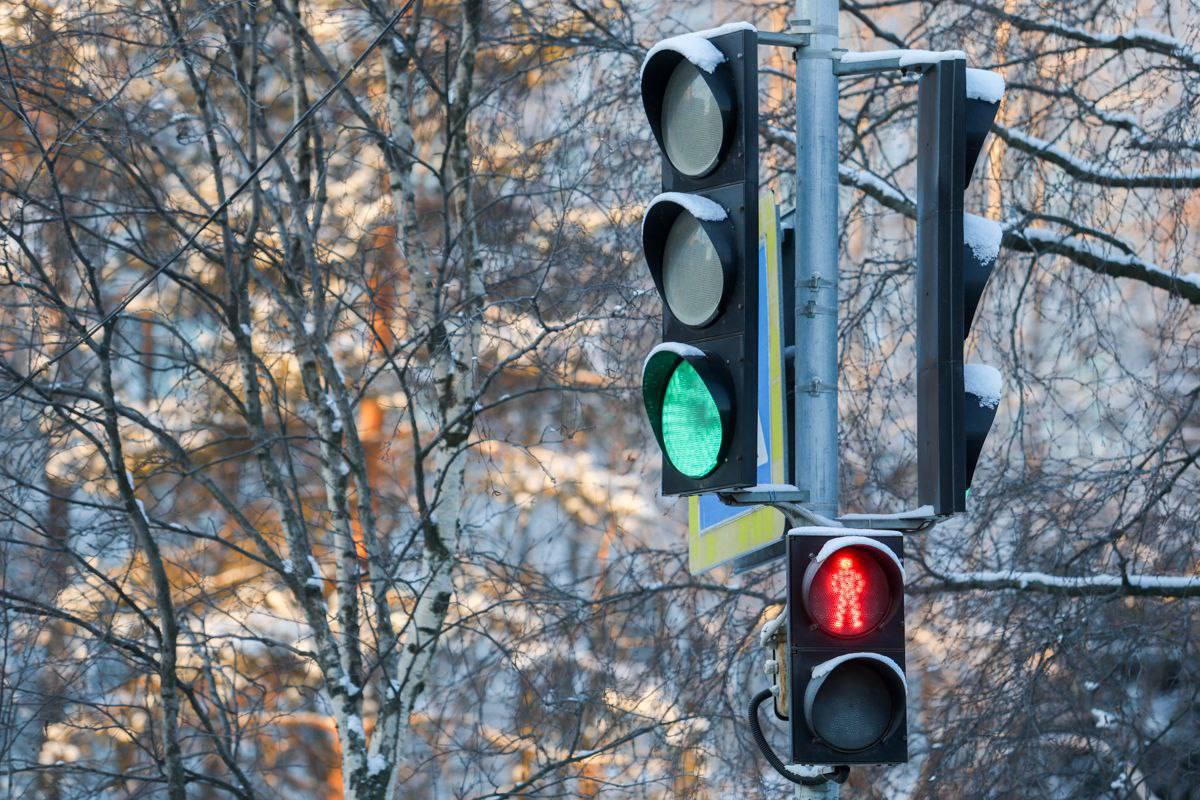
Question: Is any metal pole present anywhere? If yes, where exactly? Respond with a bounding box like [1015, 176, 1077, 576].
[793, 1, 840, 520]
[793, 1, 840, 797]
[796, 783, 841, 800]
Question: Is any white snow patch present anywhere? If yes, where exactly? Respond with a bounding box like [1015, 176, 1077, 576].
[643, 192, 727, 232]
[964, 364, 1002, 408]
[838, 165, 911, 206]
[1083, 681, 1099, 691]
[642, 341, 705, 374]
[1091, 708, 1118, 729]
[1004, 126, 1200, 183]
[641, 22, 756, 77]
[966, 68, 1006, 103]
[841, 505, 936, 521]
[839, 48, 966, 67]
[964, 214, 1003, 263]
[811, 653, 906, 691]
[1016, 226, 1200, 293]
[791, 526, 892, 538]
[813, 536, 904, 578]
[945, 570, 1200, 591]
[281, 558, 294, 575]
[1124, 27, 1189, 50]
[787, 764, 830, 779]
[367, 753, 388, 775]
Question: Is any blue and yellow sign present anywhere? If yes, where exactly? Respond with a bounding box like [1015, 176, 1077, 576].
[688, 192, 788, 574]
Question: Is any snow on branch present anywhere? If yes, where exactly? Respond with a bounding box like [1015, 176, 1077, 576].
[914, 569, 1200, 598]
[1012, 226, 1200, 304]
[835, 165, 1200, 305]
[959, 2, 1200, 72]
[1019, 83, 1200, 154]
[994, 124, 1200, 188]
[838, 164, 915, 213]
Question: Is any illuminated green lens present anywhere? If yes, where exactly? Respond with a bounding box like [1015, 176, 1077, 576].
[661, 361, 723, 478]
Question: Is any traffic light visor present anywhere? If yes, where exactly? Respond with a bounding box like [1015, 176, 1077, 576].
[642, 345, 732, 479]
[802, 538, 903, 638]
[804, 654, 906, 753]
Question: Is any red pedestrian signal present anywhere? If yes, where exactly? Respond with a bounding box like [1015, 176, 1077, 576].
[802, 541, 902, 638]
[788, 529, 907, 765]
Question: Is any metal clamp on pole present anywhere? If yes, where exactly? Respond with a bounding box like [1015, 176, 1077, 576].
[758, 18, 840, 50]
[717, 485, 841, 530]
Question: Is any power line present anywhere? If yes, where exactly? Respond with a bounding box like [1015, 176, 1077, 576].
[0, 0, 415, 403]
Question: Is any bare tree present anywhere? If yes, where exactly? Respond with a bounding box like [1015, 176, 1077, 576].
[0, 0, 1197, 799]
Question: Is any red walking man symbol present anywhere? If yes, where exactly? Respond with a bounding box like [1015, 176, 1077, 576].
[829, 555, 866, 632]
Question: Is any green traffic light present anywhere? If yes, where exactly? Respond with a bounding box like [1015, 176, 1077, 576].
[661, 360, 723, 478]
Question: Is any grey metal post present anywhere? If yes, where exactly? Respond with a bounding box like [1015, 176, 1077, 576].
[793, 2, 840, 795]
[796, 783, 841, 800]
[793, 0, 840, 521]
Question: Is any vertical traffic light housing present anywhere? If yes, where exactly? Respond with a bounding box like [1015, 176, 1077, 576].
[916, 60, 1006, 514]
[639, 26, 759, 496]
[787, 528, 907, 764]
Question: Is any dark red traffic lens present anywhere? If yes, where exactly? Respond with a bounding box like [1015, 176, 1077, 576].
[806, 547, 893, 637]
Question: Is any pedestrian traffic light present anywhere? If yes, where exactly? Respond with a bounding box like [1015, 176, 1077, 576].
[787, 528, 907, 764]
[916, 59, 1006, 514]
[639, 24, 760, 496]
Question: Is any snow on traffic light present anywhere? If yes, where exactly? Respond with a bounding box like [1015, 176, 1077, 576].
[788, 529, 908, 764]
[916, 58, 1007, 514]
[638, 23, 760, 496]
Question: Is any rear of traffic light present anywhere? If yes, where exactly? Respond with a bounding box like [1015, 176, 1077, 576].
[787, 528, 907, 764]
[639, 25, 759, 496]
[916, 59, 1006, 515]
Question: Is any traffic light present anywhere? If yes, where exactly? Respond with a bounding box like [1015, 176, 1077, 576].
[787, 528, 907, 764]
[639, 24, 759, 496]
[916, 59, 1006, 514]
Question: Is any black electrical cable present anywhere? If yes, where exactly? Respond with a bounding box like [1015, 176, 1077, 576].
[0, 0, 415, 404]
[748, 688, 850, 787]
